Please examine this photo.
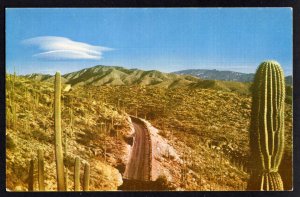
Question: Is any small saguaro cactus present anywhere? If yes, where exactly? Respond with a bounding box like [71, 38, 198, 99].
[28, 159, 34, 191]
[25, 86, 28, 99]
[54, 71, 65, 191]
[65, 167, 69, 191]
[12, 104, 16, 130]
[11, 71, 15, 104]
[248, 61, 285, 190]
[83, 163, 90, 191]
[74, 157, 81, 191]
[35, 92, 39, 108]
[6, 105, 10, 129]
[69, 107, 74, 129]
[38, 149, 45, 191]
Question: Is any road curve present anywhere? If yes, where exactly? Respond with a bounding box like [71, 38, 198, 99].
[123, 117, 152, 181]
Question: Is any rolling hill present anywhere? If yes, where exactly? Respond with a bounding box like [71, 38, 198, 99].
[24, 65, 199, 88]
[22, 65, 292, 97]
[22, 65, 254, 95]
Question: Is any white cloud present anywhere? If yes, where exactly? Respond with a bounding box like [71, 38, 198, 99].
[22, 36, 113, 60]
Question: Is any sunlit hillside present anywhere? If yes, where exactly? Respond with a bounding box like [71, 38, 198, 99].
[6, 67, 293, 191]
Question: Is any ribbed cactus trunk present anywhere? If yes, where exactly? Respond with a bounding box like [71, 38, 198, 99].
[54, 72, 65, 191]
[248, 61, 285, 190]
[83, 163, 90, 191]
[74, 157, 81, 191]
[38, 149, 45, 191]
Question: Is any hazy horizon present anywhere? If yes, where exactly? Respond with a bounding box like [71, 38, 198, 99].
[8, 63, 293, 77]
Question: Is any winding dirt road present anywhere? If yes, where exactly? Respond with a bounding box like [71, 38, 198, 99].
[123, 117, 152, 181]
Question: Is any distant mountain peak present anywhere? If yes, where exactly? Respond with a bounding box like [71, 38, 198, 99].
[173, 69, 292, 85]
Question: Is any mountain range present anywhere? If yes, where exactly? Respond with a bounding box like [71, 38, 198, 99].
[23, 65, 292, 94]
[173, 69, 292, 86]
[24, 65, 199, 88]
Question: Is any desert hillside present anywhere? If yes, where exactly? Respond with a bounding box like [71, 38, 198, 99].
[6, 66, 293, 191]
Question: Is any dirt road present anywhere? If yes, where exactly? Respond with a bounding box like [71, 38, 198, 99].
[123, 117, 152, 181]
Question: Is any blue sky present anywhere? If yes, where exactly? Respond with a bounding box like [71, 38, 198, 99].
[6, 8, 292, 75]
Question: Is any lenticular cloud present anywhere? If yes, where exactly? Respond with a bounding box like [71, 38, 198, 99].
[22, 36, 113, 60]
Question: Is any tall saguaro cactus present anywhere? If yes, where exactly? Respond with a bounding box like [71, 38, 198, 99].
[54, 72, 65, 191]
[38, 149, 45, 191]
[248, 61, 285, 190]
